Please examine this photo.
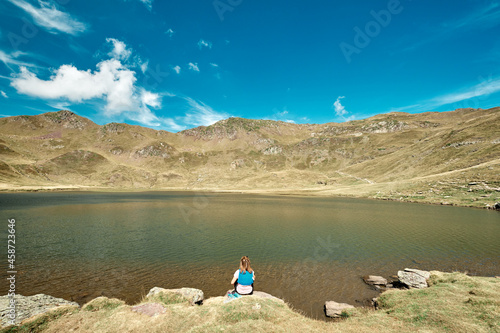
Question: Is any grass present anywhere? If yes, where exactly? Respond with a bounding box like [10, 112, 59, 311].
[1, 272, 498, 333]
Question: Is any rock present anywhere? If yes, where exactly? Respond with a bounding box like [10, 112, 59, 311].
[493, 202, 500, 210]
[146, 287, 204, 305]
[325, 301, 355, 318]
[131, 303, 166, 317]
[398, 268, 431, 289]
[362, 275, 388, 286]
[251, 291, 285, 303]
[0, 294, 79, 327]
[224, 290, 285, 303]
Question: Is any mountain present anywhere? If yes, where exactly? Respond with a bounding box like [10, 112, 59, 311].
[0, 108, 499, 208]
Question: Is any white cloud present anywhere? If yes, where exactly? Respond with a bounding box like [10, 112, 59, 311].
[182, 97, 229, 127]
[197, 39, 212, 50]
[7, 0, 87, 35]
[333, 96, 347, 116]
[210, 63, 219, 67]
[188, 62, 199, 72]
[140, 90, 161, 108]
[172, 65, 181, 74]
[106, 38, 132, 61]
[1, 91, 7, 98]
[10, 44, 163, 127]
[165, 29, 174, 38]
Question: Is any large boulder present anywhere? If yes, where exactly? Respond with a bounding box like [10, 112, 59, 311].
[324, 301, 355, 318]
[363, 275, 388, 286]
[398, 268, 431, 288]
[146, 287, 204, 305]
[0, 294, 79, 327]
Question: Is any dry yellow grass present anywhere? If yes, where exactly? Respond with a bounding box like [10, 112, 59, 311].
[2, 272, 498, 333]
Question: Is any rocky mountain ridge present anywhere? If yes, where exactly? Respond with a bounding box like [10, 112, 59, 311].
[0, 108, 499, 208]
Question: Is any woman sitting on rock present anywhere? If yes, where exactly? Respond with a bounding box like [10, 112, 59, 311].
[231, 256, 255, 295]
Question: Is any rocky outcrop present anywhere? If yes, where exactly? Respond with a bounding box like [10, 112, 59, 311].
[0, 294, 79, 327]
[398, 268, 431, 289]
[363, 275, 387, 286]
[324, 301, 355, 318]
[146, 287, 204, 305]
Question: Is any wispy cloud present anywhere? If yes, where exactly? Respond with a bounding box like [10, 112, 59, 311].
[138, 0, 153, 10]
[165, 28, 174, 38]
[404, 3, 500, 51]
[267, 109, 296, 123]
[197, 39, 212, 50]
[188, 62, 199, 72]
[172, 65, 181, 74]
[1, 91, 8, 98]
[139, 59, 149, 74]
[210, 63, 219, 68]
[390, 76, 500, 113]
[182, 97, 229, 127]
[0, 50, 37, 71]
[445, 2, 500, 31]
[7, 0, 87, 35]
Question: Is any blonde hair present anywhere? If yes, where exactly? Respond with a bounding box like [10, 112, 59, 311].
[239, 256, 253, 274]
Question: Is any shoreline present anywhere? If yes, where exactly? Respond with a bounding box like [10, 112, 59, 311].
[1, 184, 498, 211]
[1, 271, 498, 332]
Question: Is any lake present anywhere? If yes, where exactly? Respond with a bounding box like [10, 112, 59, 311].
[0, 191, 499, 319]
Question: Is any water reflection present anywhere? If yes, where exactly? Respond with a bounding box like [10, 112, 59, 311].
[0, 192, 499, 319]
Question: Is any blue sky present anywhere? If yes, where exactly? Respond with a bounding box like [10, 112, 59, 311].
[0, 0, 499, 132]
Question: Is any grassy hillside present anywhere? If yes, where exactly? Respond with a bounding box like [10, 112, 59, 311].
[0, 108, 499, 208]
[2, 272, 499, 332]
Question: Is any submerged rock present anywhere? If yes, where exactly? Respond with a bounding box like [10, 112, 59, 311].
[146, 287, 204, 305]
[324, 301, 355, 318]
[0, 294, 79, 327]
[398, 268, 431, 289]
[362, 275, 388, 286]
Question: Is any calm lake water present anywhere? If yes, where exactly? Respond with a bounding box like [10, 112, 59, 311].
[1, 192, 499, 319]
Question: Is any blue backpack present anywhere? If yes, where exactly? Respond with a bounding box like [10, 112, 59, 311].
[238, 270, 254, 286]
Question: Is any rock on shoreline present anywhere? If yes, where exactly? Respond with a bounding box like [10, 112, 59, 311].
[0, 294, 79, 327]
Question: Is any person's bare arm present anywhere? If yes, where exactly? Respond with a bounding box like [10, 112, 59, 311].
[231, 276, 237, 285]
